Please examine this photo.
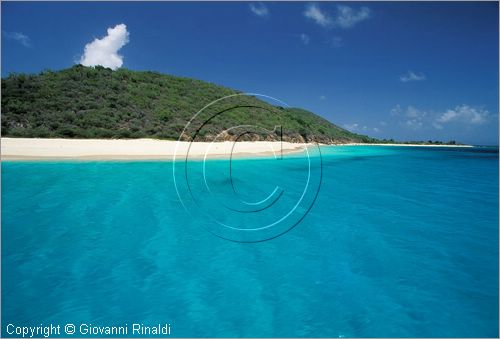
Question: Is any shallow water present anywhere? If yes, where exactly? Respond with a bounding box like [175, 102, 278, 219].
[2, 146, 498, 337]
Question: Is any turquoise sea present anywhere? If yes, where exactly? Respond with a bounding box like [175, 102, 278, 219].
[2, 146, 498, 337]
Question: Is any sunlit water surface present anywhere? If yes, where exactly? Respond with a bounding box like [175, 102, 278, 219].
[2, 146, 498, 337]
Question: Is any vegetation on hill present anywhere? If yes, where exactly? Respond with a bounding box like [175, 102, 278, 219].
[1, 65, 376, 143]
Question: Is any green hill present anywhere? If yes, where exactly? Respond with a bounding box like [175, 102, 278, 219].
[1, 65, 376, 143]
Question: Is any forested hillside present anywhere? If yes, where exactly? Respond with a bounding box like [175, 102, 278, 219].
[1, 65, 376, 143]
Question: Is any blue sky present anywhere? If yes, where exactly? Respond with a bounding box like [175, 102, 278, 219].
[2, 1, 498, 145]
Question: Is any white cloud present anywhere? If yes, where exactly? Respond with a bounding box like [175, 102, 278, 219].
[400, 71, 426, 82]
[304, 4, 332, 28]
[249, 3, 269, 17]
[434, 105, 490, 129]
[304, 4, 370, 30]
[319, 95, 326, 100]
[432, 122, 444, 130]
[390, 105, 427, 129]
[343, 123, 379, 134]
[334, 5, 371, 29]
[4, 31, 31, 47]
[343, 123, 359, 131]
[79, 24, 129, 70]
[299, 33, 310, 45]
[404, 106, 426, 129]
[406, 105, 426, 118]
[391, 104, 491, 130]
[406, 119, 423, 129]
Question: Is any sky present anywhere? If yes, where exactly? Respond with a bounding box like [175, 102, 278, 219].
[2, 1, 498, 145]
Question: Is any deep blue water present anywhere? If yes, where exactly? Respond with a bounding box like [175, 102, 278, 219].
[2, 146, 498, 337]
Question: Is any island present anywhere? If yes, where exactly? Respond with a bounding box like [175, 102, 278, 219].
[1, 65, 467, 160]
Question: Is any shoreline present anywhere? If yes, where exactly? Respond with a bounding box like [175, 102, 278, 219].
[333, 143, 474, 147]
[1, 138, 307, 161]
[1, 138, 474, 161]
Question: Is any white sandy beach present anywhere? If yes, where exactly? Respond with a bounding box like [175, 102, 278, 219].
[0, 138, 473, 160]
[0, 138, 309, 160]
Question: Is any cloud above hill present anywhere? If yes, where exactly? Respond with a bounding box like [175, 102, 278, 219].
[79, 24, 129, 70]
